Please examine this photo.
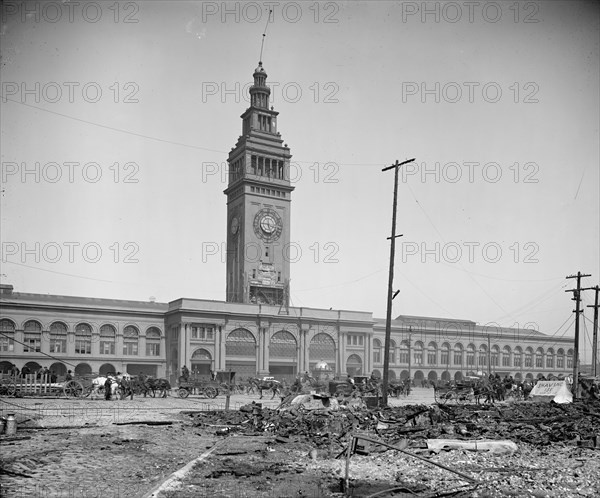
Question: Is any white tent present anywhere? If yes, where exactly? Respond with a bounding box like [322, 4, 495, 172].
[529, 380, 572, 404]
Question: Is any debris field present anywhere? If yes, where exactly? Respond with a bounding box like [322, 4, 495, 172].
[171, 397, 600, 497]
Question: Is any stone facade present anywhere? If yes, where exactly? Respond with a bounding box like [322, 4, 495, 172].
[0, 285, 574, 384]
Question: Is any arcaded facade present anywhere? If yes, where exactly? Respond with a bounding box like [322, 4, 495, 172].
[1, 285, 573, 385]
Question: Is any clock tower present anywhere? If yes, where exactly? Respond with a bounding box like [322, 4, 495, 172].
[225, 62, 294, 306]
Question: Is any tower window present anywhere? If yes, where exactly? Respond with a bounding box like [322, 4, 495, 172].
[265, 246, 269, 258]
[277, 272, 281, 282]
[252, 269, 256, 279]
[258, 157, 263, 176]
[251, 155, 257, 175]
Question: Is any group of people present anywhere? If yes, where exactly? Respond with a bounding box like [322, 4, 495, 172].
[100, 372, 137, 400]
[179, 365, 218, 382]
[8, 365, 58, 383]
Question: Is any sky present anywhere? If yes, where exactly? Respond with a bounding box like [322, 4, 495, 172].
[1, 1, 599, 360]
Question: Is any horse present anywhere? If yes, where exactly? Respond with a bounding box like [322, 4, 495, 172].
[472, 379, 496, 405]
[394, 379, 412, 397]
[118, 378, 135, 400]
[91, 376, 120, 399]
[388, 381, 405, 398]
[144, 377, 172, 398]
[248, 377, 280, 399]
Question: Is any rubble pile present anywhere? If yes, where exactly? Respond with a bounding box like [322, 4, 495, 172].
[188, 396, 600, 451]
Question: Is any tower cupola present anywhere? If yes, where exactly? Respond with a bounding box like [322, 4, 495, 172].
[249, 61, 271, 109]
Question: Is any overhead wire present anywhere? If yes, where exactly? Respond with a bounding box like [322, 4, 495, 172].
[403, 181, 529, 324]
[0, 95, 384, 166]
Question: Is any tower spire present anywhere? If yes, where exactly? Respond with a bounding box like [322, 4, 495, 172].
[259, 9, 273, 63]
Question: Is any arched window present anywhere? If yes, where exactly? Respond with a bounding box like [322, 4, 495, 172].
[146, 327, 161, 356]
[427, 342, 437, 366]
[546, 348, 554, 368]
[478, 344, 487, 367]
[0, 319, 16, 352]
[440, 343, 451, 367]
[566, 349, 574, 369]
[49, 322, 67, 354]
[399, 340, 409, 364]
[100, 324, 116, 355]
[270, 330, 297, 359]
[535, 348, 544, 368]
[346, 354, 363, 376]
[227, 329, 256, 356]
[524, 347, 533, 368]
[373, 339, 381, 364]
[123, 325, 139, 355]
[440, 342, 450, 367]
[502, 346, 511, 367]
[491, 345, 500, 367]
[308, 333, 336, 372]
[466, 344, 476, 367]
[453, 344, 463, 366]
[413, 341, 423, 366]
[23, 320, 42, 353]
[513, 347, 523, 368]
[557, 349, 565, 368]
[75, 323, 92, 354]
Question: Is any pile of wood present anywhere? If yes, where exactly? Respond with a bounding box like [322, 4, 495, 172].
[187, 398, 600, 450]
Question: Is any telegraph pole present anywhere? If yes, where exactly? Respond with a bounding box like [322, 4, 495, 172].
[487, 334, 491, 376]
[566, 271, 591, 398]
[407, 326, 413, 381]
[584, 285, 599, 377]
[381, 158, 415, 406]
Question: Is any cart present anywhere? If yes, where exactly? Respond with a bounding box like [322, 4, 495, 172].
[62, 375, 96, 398]
[0, 373, 94, 398]
[434, 382, 475, 405]
[177, 377, 219, 399]
[177, 371, 237, 399]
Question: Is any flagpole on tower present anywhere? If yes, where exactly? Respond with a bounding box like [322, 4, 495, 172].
[259, 10, 273, 63]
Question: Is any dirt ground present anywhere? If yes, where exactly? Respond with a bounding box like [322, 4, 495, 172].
[1, 392, 599, 498]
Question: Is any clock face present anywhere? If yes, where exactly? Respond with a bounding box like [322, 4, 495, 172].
[230, 217, 239, 235]
[253, 208, 282, 242]
[260, 215, 276, 234]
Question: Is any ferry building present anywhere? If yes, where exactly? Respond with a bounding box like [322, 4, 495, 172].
[0, 63, 574, 384]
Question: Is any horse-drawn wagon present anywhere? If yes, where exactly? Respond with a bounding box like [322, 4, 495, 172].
[434, 382, 475, 404]
[434, 376, 495, 405]
[177, 371, 236, 399]
[0, 373, 94, 398]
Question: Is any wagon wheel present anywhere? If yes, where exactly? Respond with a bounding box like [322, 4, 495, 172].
[435, 389, 449, 405]
[204, 386, 218, 399]
[178, 388, 189, 398]
[63, 380, 84, 398]
[1, 379, 17, 397]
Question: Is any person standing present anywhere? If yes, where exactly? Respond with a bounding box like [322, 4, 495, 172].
[104, 375, 113, 401]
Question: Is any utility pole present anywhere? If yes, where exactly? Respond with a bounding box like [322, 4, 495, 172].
[566, 271, 591, 399]
[584, 285, 599, 377]
[381, 158, 415, 407]
[407, 326, 413, 381]
[487, 334, 491, 377]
